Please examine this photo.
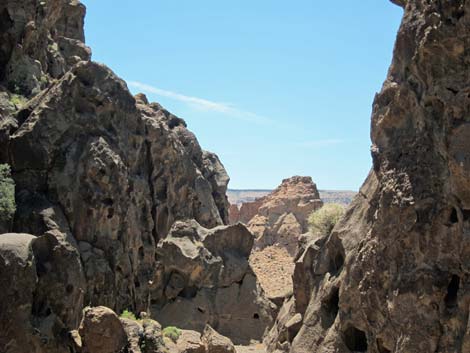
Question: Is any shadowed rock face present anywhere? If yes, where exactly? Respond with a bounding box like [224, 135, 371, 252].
[268, 1, 470, 353]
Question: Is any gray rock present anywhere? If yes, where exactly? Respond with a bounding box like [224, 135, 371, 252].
[152, 220, 276, 344]
[79, 306, 127, 353]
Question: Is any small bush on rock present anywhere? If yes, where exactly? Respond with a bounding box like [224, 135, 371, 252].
[162, 326, 181, 342]
[0, 164, 15, 222]
[308, 203, 345, 236]
[120, 309, 137, 321]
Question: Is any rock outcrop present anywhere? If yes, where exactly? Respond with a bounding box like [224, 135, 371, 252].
[152, 220, 275, 344]
[75, 306, 166, 353]
[269, 1, 470, 353]
[78, 306, 128, 353]
[164, 325, 236, 353]
[231, 176, 323, 255]
[0, 0, 278, 350]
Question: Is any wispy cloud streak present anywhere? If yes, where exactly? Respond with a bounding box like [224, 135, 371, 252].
[296, 139, 347, 147]
[128, 81, 274, 125]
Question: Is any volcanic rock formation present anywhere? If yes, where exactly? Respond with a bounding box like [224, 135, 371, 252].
[151, 220, 275, 344]
[0, 0, 273, 351]
[267, 1, 470, 353]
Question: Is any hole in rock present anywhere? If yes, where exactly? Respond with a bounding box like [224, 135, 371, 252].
[322, 287, 339, 327]
[179, 286, 198, 299]
[197, 307, 206, 313]
[462, 209, 470, 221]
[138, 247, 145, 259]
[0, 9, 13, 32]
[343, 326, 368, 352]
[66, 284, 74, 294]
[135, 279, 141, 288]
[330, 252, 344, 275]
[102, 198, 114, 206]
[107, 208, 114, 219]
[444, 275, 460, 309]
[17, 108, 33, 126]
[446, 87, 458, 95]
[253, 313, 260, 319]
[449, 208, 459, 224]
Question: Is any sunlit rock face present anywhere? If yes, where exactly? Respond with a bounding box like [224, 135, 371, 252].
[229, 176, 323, 255]
[268, 1, 470, 353]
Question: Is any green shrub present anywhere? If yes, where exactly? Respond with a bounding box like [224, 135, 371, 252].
[308, 203, 345, 236]
[10, 94, 26, 108]
[162, 326, 181, 343]
[120, 309, 137, 321]
[0, 164, 15, 222]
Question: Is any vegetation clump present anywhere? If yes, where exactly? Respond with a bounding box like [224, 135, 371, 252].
[308, 203, 345, 236]
[9, 94, 26, 108]
[0, 164, 15, 222]
[120, 309, 137, 321]
[162, 326, 181, 343]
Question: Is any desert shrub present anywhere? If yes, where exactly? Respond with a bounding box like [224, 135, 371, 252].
[120, 309, 137, 321]
[308, 203, 345, 236]
[0, 164, 15, 221]
[162, 326, 181, 342]
[10, 94, 26, 107]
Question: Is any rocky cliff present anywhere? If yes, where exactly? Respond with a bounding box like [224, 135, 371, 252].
[267, 1, 470, 352]
[0, 0, 273, 351]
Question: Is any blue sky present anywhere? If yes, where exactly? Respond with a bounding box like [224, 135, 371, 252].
[81, 0, 403, 190]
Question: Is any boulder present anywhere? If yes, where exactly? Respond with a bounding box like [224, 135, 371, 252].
[78, 306, 127, 353]
[174, 330, 206, 353]
[202, 325, 236, 353]
[121, 317, 165, 353]
[0, 232, 84, 353]
[152, 220, 276, 344]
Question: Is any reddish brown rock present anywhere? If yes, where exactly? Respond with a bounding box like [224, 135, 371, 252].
[247, 176, 323, 255]
[228, 204, 241, 224]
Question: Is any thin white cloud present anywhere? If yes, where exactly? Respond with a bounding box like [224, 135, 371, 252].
[297, 139, 347, 147]
[128, 81, 274, 125]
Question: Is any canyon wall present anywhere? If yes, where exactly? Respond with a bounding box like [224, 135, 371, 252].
[0, 0, 273, 350]
[268, 1, 470, 352]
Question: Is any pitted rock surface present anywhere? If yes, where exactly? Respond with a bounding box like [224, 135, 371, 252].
[268, 1, 470, 353]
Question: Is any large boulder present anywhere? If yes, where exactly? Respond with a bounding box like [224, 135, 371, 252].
[270, 1, 470, 353]
[0, 232, 84, 353]
[78, 306, 127, 353]
[152, 220, 276, 344]
[201, 325, 236, 353]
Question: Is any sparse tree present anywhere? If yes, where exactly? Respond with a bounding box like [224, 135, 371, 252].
[308, 203, 345, 236]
